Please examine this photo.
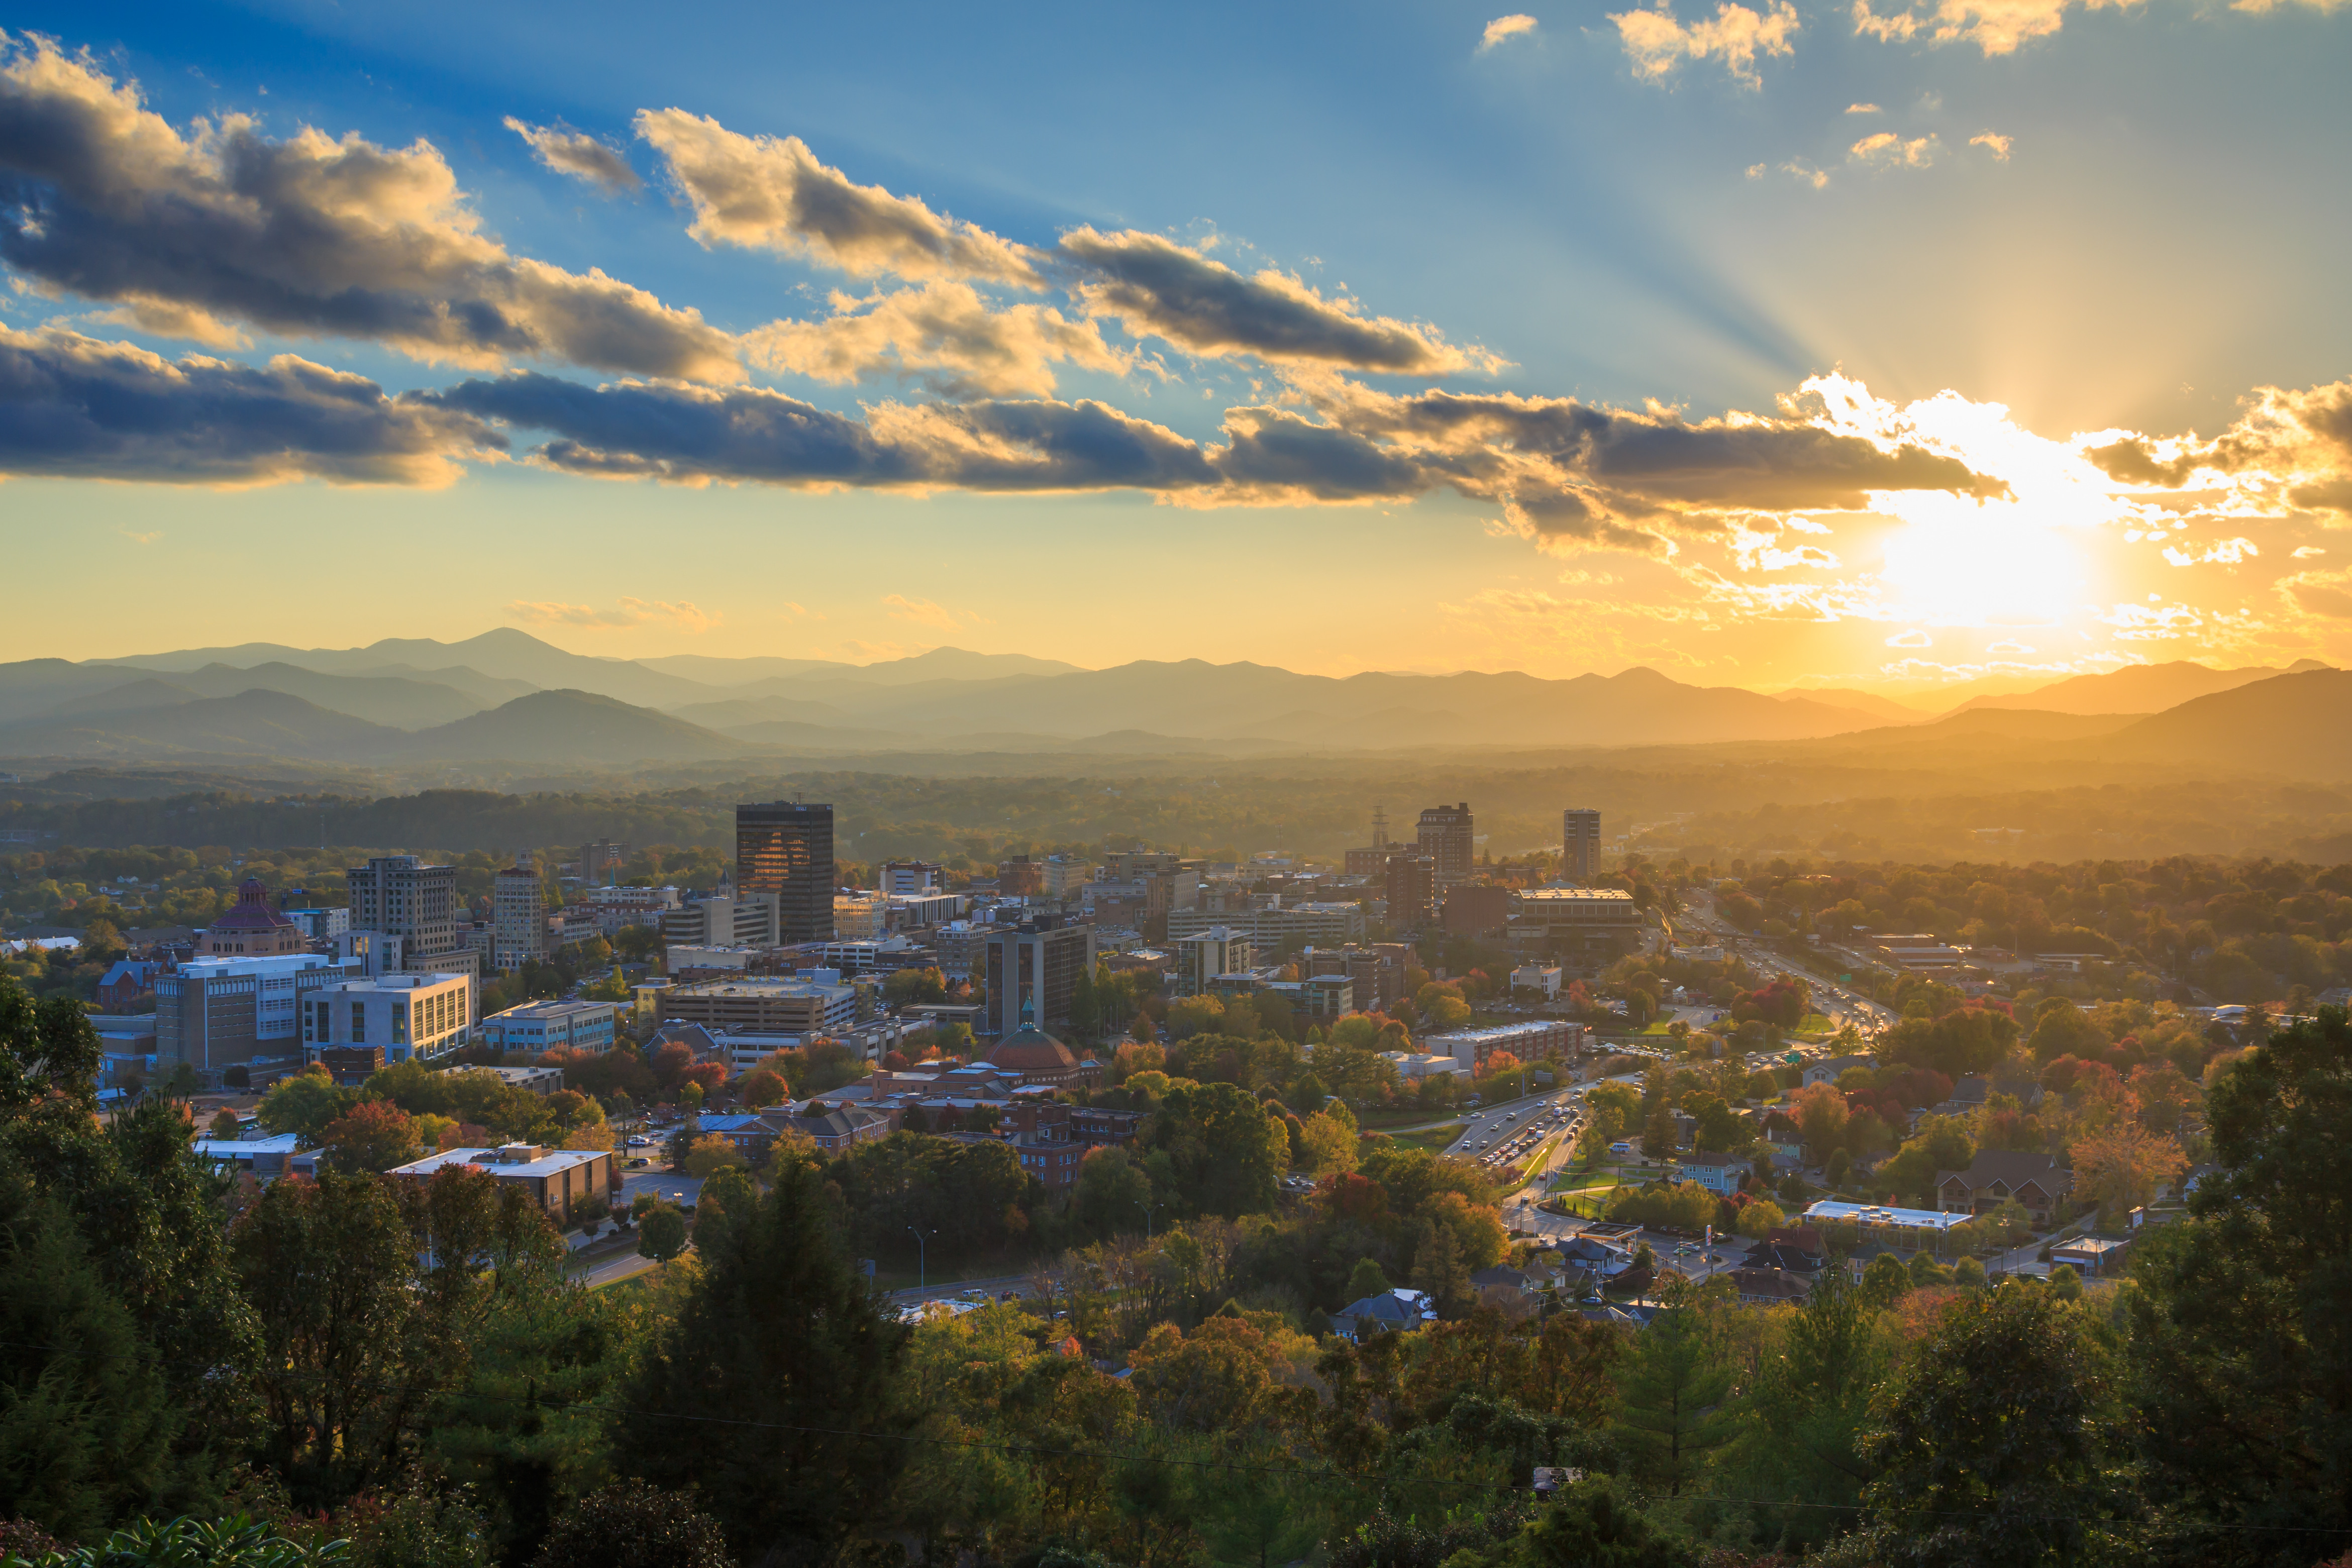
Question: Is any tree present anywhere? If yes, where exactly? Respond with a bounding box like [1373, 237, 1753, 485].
[1790, 1081, 1850, 1157]
[1640, 1104, 1676, 1161]
[681, 1134, 747, 1180]
[882, 967, 949, 1007]
[1857, 1285, 2120, 1566]
[2070, 1122, 2187, 1219]
[1344, 1257, 1391, 1303]
[320, 1099, 421, 1174]
[636, 1202, 687, 1265]
[619, 1152, 907, 1562]
[1142, 1082, 1286, 1218]
[1296, 1111, 1359, 1175]
[2027, 1004, 2108, 1064]
[231, 1170, 433, 1505]
[256, 1063, 353, 1142]
[0, 1183, 181, 1541]
[532, 1481, 733, 1568]
[1858, 1251, 1910, 1310]
[1615, 1298, 1734, 1496]
[1409, 1219, 1469, 1317]
[1732, 1198, 1786, 1238]
[1073, 1146, 1153, 1240]
[2124, 1008, 2352, 1558]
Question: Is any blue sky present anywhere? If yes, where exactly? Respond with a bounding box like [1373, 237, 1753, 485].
[2, 0, 2347, 687]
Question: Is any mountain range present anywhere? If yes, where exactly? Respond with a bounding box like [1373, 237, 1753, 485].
[0, 631, 2339, 773]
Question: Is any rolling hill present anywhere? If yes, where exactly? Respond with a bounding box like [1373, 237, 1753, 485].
[2096, 669, 2352, 776]
[0, 688, 404, 762]
[402, 690, 746, 764]
[1948, 659, 2332, 716]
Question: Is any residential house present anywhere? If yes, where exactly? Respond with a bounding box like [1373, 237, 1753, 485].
[1725, 1267, 1813, 1305]
[1933, 1150, 2074, 1228]
[2051, 1234, 2130, 1276]
[790, 1104, 890, 1153]
[1329, 1287, 1438, 1341]
[1801, 1054, 1876, 1089]
[1673, 1152, 1742, 1196]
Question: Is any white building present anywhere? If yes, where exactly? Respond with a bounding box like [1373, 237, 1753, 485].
[1176, 927, 1253, 996]
[303, 970, 474, 1064]
[154, 952, 361, 1077]
[1042, 856, 1094, 898]
[1510, 963, 1563, 999]
[880, 860, 944, 895]
[1165, 903, 1366, 945]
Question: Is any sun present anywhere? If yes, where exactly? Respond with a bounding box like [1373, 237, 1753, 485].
[1875, 495, 2092, 626]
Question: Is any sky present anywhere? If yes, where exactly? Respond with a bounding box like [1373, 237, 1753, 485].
[0, 0, 2347, 693]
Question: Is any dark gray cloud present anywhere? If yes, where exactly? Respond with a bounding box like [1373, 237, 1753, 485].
[1057, 228, 1494, 375]
[0, 326, 500, 484]
[504, 118, 642, 194]
[429, 373, 1217, 493]
[0, 37, 737, 379]
[2086, 379, 2352, 516]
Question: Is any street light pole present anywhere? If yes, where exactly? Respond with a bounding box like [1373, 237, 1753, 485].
[907, 1226, 933, 1293]
[1136, 1199, 1164, 1242]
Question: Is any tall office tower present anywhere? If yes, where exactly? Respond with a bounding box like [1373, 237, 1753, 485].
[1562, 809, 1602, 885]
[1385, 852, 1437, 929]
[1416, 801, 1476, 887]
[579, 839, 632, 885]
[880, 859, 943, 895]
[348, 855, 458, 957]
[983, 920, 1096, 1034]
[737, 801, 836, 942]
[492, 856, 545, 974]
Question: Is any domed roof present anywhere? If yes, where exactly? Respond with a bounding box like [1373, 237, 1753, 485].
[210, 876, 296, 932]
[986, 1021, 1080, 1073]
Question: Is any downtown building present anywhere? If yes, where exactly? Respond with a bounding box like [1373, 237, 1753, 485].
[737, 801, 836, 942]
[347, 854, 482, 1015]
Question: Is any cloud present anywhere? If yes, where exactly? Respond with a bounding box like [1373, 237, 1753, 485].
[1850, 131, 1939, 167]
[744, 280, 1128, 397]
[2085, 378, 2352, 516]
[881, 594, 961, 631]
[1851, 0, 2140, 56]
[0, 37, 740, 380]
[1847, 102, 1883, 113]
[426, 372, 1221, 493]
[2231, 0, 2348, 12]
[1885, 628, 1933, 647]
[1783, 161, 1830, 188]
[1969, 131, 2014, 160]
[0, 325, 498, 485]
[1612, 1, 1801, 86]
[503, 118, 641, 193]
[2283, 569, 2352, 620]
[1480, 14, 1541, 49]
[2161, 537, 2257, 566]
[505, 597, 718, 630]
[2294, 546, 2327, 559]
[1057, 228, 1497, 375]
[635, 108, 1044, 287]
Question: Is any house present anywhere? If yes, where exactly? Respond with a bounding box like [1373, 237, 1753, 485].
[1935, 1073, 2043, 1117]
[1470, 1264, 1540, 1294]
[1801, 1054, 1875, 1089]
[1742, 1240, 1826, 1274]
[1844, 1241, 1905, 1283]
[1329, 1287, 1438, 1340]
[189, 1132, 306, 1178]
[1556, 1233, 1638, 1276]
[97, 960, 161, 1012]
[1932, 1151, 2074, 1228]
[1764, 1226, 1827, 1263]
[1673, 1152, 1741, 1196]
[1725, 1267, 1813, 1305]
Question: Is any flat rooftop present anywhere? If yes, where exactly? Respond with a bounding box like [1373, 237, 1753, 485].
[1805, 1199, 1973, 1232]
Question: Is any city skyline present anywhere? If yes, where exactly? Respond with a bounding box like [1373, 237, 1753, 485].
[0, 1, 2345, 694]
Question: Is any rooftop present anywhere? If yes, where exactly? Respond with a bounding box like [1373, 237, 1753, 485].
[388, 1145, 609, 1180]
[1804, 1199, 1973, 1232]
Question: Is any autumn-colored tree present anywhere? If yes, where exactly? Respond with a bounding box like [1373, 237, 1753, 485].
[320, 1098, 420, 1174]
[2070, 1122, 2187, 1217]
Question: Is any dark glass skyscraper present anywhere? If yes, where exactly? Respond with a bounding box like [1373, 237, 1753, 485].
[735, 801, 835, 943]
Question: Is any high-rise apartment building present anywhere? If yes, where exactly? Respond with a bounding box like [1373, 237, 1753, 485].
[1416, 802, 1476, 887]
[983, 921, 1096, 1034]
[1562, 808, 1602, 886]
[736, 801, 835, 942]
[493, 856, 545, 973]
[1385, 852, 1437, 929]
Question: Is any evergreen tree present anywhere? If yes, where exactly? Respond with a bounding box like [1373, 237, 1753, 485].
[1614, 1298, 1733, 1496]
[618, 1152, 909, 1563]
[0, 1181, 180, 1541]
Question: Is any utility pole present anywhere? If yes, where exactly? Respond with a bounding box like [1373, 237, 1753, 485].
[1136, 1198, 1166, 1242]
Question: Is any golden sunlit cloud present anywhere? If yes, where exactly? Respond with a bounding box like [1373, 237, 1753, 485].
[1479, 14, 1541, 49]
[1969, 130, 2014, 160]
[1612, 0, 1801, 86]
[506, 597, 719, 631]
